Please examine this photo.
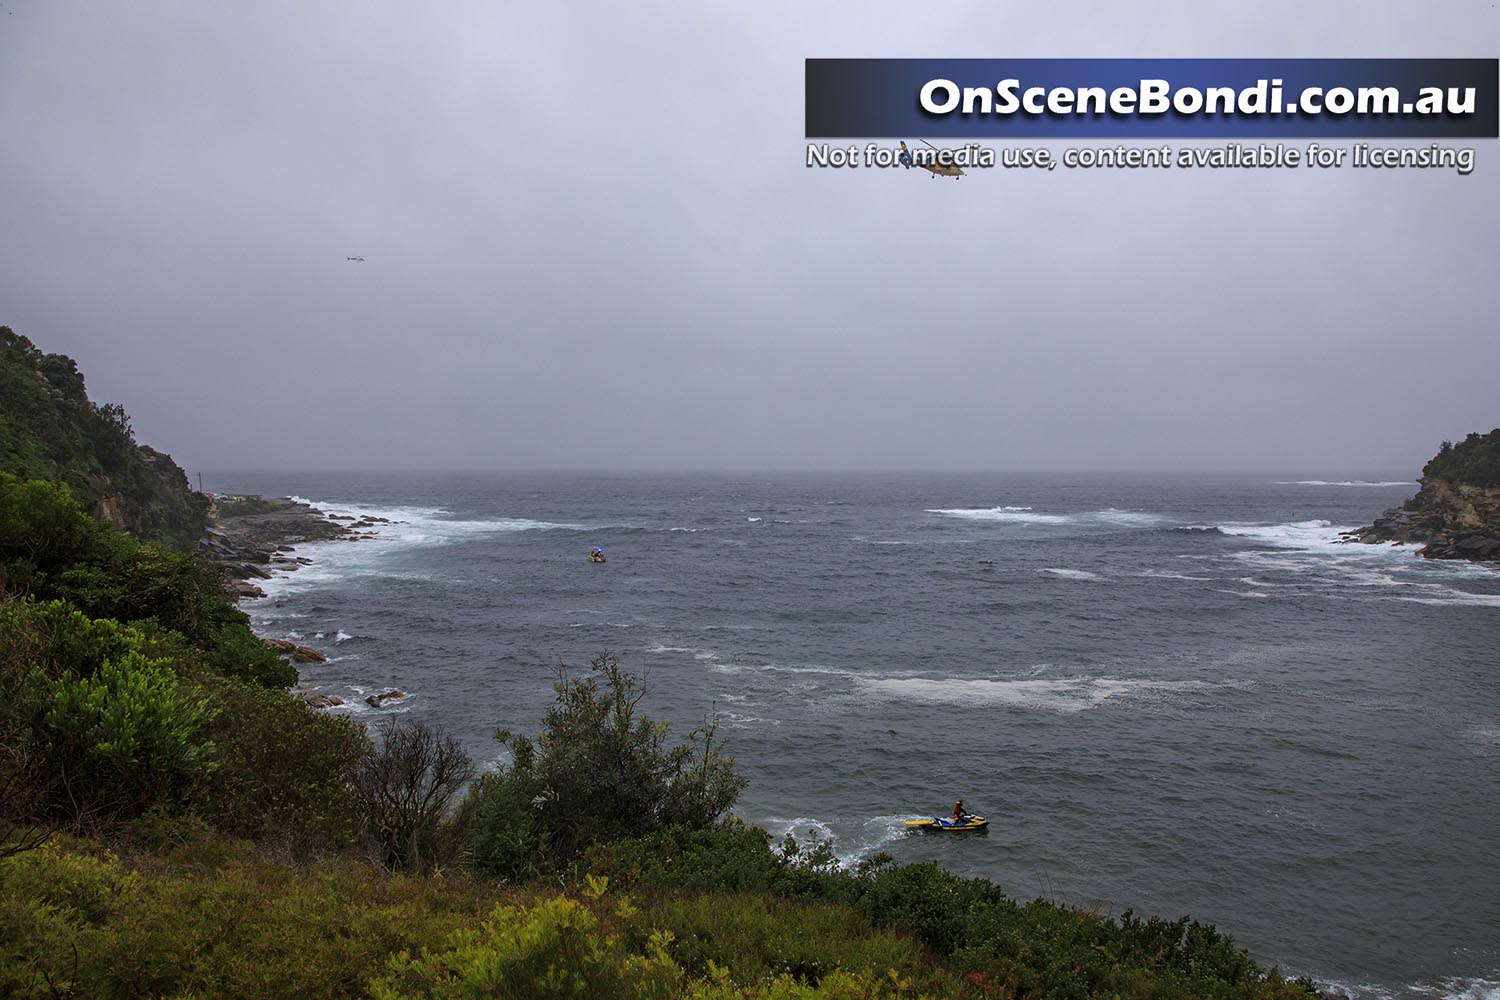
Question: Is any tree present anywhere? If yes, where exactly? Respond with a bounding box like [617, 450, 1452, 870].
[469, 652, 746, 877]
[28, 648, 219, 828]
[357, 717, 475, 873]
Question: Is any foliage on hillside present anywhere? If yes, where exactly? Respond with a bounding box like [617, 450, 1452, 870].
[0, 475, 293, 688]
[465, 652, 746, 879]
[0, 326, 206, 547]
[0, 820, 1322, 1000]
[1424, 428, 1500, 487]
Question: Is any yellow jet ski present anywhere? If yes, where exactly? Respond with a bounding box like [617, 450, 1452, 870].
[905, 815, 988, 832]
[589, 547, 606, 564]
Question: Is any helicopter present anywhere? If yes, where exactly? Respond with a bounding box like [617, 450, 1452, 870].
[899, 139, 965, 179]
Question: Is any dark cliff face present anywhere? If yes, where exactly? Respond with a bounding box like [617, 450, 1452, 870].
[1348, 430, 1500, 562]
[0, 325, 207, 548]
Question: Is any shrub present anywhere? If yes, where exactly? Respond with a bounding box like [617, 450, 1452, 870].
[0, 475, 293, 688]
[27, 648, 217, 828]
[0, 327, 209, 548]
[358, 717, 476, 873]
[464, 768, 548, 882]
[584, 821, 867, 902]
[632, 893, 936, 989]
[369, 893, 683, 1000]
[0, 830, 510, 999]
[191, 674, 368, 856]
[3, 600, 219, 829]
[1423, 428, 1500, 486]
[469, 652, 746, 877]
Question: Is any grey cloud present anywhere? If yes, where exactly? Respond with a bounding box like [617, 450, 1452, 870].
[1, 0, 1495, 473]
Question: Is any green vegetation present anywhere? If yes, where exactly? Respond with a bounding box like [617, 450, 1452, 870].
[0, 327, 1325, 998]
[466, 652, 746, 880]
[1424, 428, 1500, 487]
[0, 474, 294, 688]
[0, 326, 207, 547]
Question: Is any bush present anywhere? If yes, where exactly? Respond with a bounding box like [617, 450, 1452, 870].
[0, 475, 293, 688]
[370, 877, 964, 1000]
[191, 674, 369, 856]
[0, 599, 219, 828]
[0, 830, 509, 1000]
[468, 652, 746, 877]
[0, 327, 209, 548]
[27, 647, 217, 828]
[585, 821, 867, 902]
[358, 717, 476, 873]
[1423, 428, 1500, 486]
[464, 767, 548, 882]
[633, 893, 937, 990]
[370, 893, 683, 1000]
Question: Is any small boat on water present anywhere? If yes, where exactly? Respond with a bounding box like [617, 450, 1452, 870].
[905, 815, 989, 832]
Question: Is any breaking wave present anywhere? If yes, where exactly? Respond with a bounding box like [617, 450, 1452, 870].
[757, 813, 915, 864]
[1212, 519, 1351, 548]
[1317, 974, 1500, 1000]
[250, 498, 615, 598]
[855, 675, 1229, 713]
[1132, 569, 1213, 581]
[926, 507, 1169, 528]
[1273, 480, 1413, 487]
[1039, 567, 1104, 581]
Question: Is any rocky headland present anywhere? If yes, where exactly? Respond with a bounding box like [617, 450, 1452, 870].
[1344, 429, 1500, 562]
[200, 495, 348, 601]
[199, 494, 396, 679]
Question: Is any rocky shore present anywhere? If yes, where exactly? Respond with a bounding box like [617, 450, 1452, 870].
[200, 495, 347, 601]
[199, 495, 399, 683]
[1344, 430, 1500, 562]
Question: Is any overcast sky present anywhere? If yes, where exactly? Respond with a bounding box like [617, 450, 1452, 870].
[1, 1, 1495, 473]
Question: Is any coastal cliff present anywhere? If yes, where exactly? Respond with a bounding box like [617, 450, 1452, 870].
[0, 326, 208, 547]
[1346, 429, 1500, 561]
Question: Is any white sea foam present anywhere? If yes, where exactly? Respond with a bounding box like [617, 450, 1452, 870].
[1274, 480, 1413, 487]
[1209, 520, 1500, 608]
[1396, 589, 1500, 608]
[1237, 577, 1294, 588]
[719, 711, 781, 728]
[334, 630, 355, 642]
[856, 675, 1222, 713]
[761, 815, 836, 844]
[1430, 977, 1500, 1000]
[926, 505, 1065, 524]
[1132, 569, 1213, 581]
[756, 813, 982, 865]
[1039, 567, 1104, 581]
[1468, 726, 1500, 748]
[1318, 975, 1500, 1000]
[756, 662, 852, 678]
[927, 506, 1168, 528]
[251, 497, 611, 598]
[1214, 519, 1350, 549]
[289, 496, 593, 536]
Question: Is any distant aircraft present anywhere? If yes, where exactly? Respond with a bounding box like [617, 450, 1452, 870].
[346, 256, 366, 262]
[899, 140, 965, 179]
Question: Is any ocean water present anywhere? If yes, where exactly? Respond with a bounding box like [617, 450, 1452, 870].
[207, 471, 1500, 998]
